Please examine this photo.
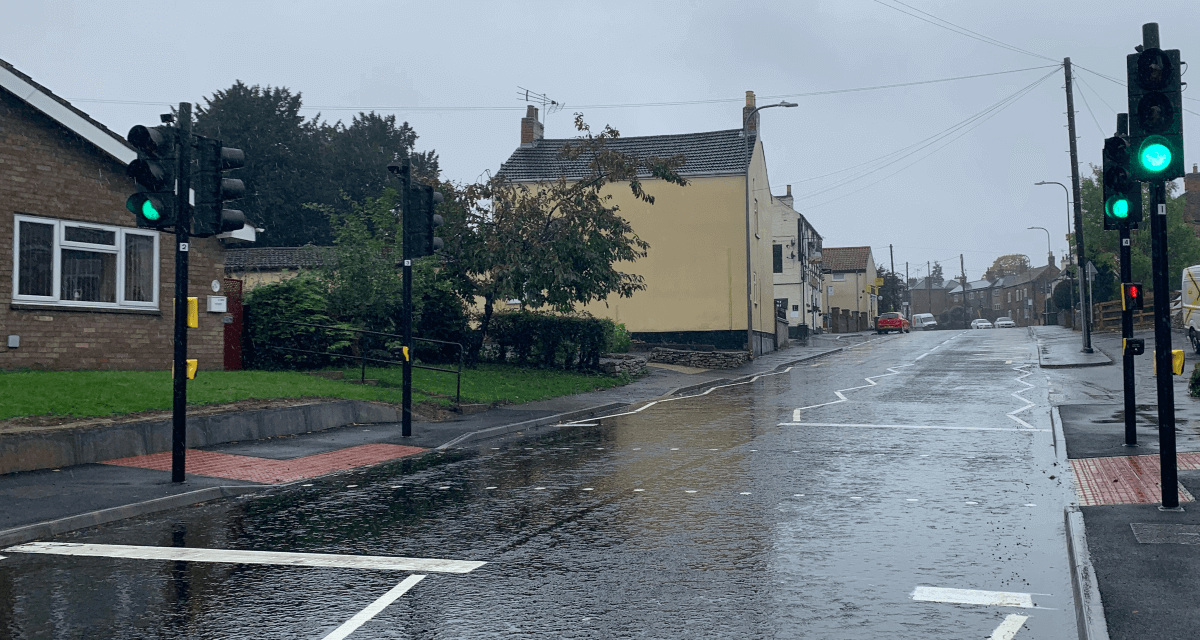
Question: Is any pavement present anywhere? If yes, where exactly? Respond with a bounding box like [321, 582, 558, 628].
[1037, 324, 1200, 640]
[0, 335, 858, 546]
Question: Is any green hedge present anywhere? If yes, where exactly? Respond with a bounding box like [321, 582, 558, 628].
[487, 312, 620, 370]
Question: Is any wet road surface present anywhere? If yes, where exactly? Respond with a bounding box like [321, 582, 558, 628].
[0, 329, 1077, 639]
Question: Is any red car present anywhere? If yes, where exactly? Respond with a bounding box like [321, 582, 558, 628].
[875, 312, 911, 334]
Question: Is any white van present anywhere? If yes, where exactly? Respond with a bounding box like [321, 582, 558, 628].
[1184, 265, 1200, 352]
[912, 313, 938, 331]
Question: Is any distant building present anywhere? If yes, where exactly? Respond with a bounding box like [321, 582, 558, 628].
[770, 186, 824, 336]
[821, 246, 877, 332]
[224, 246, 329, 290]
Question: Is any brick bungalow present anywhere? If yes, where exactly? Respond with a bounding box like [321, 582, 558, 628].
[1, 58, 228, 371]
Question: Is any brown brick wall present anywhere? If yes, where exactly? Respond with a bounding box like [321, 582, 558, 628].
[1, 87, 226, 371]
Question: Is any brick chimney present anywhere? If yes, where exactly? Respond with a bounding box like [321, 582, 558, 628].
[779, 184, 794, 208]
[743, 90, 758, 133]
[520, 105, 544, 146]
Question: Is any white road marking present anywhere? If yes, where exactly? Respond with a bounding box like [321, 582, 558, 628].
[302, 484, 314, 487]
[534, 487, 546, 490]
[915, 353, 928, 360]
[906, 499, 919, 502]
[346, 485, 358, 488]
[966, 501, 978, 505]
[1006, 365, 1038, 429]
[1024, 503, 1037, 507]
[4, 542, 486, 574]
[793, 494, 804, 497]
[779, 422, 1048, 433]
[912, 586, 1034, 608]
[792, 364, 914, 420]
[740, 492, 752, 495]
[633, 489, 645, 492]
[485, 486, 496, 490]
[583, 488, 594, 491]
[990, 614, 1029, 640]
[685, 490, 697, 493]
[321, 574, 426, 640]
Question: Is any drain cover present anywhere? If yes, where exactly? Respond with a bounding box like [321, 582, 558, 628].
[1130, 523, 1200, 545]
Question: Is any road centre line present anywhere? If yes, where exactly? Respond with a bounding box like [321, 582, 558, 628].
[779, 422, 1049, 433]
[912, 586, 1035, 608]
[3, 542, 485, 574]
[990, 614, 1029, 640]
[321, 574, 426, 640]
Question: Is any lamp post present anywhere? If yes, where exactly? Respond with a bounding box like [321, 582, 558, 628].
[743, 99, 797, 357]
[1029, 226, 1052, 325]
[1036, 180, 1091, 351]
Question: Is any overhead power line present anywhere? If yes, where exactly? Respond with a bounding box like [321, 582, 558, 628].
[788, 67, 1061, 211]
[871, 0, 1059, 63]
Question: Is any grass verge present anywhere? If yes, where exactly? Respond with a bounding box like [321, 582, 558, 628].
[0, 365, 628, 421]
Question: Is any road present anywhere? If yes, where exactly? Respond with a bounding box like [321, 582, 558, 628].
[0, 329, 1078, 639]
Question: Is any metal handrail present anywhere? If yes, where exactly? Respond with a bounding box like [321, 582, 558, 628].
[270, 320, 464, 403]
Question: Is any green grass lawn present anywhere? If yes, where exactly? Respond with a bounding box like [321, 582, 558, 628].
[0, 365, 628, 421]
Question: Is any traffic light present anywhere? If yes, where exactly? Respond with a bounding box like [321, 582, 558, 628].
[1123, 282, 1145, 310]
[192, 136, 247, 237]
[404, 183, 445, 258]
[126, 125, 178, 229]
[1127, 44, 1184, 181]
[1124, 338, 1145, 356]
[1102, 135, 1143, 230]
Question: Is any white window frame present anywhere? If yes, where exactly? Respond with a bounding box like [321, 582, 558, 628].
[831, 273, 846, 281]
[12, 214, 160, 310]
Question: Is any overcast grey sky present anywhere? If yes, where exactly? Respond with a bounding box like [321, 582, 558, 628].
[7, 1, 1199, 281]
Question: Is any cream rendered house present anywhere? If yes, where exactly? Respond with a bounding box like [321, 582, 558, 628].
[770, 185, 823, 336]
[498, 94, 788, 355]
[821, 246, 878, 331]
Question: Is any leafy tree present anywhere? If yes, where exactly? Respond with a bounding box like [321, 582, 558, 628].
[193, 82, 333, 247]
[439, 114, 688, 354]
[1077, 166, 1200, 300]
[984, 254, 1031, 280]
[930, 261, 945, 287]
[876, 266, 904, 313]
[193, 82, 439, 247]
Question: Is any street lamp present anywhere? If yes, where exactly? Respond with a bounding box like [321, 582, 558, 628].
[1035, 180, 1092, 352]
[1028, 226, 1052, 325]
[743, 100, 797, 357]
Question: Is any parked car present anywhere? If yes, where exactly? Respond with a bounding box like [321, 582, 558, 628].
[875, 311, 911, 334]
[912, 313, 938, 331]
[970, 319, 993, 329]
[994, 317, 1017, 328]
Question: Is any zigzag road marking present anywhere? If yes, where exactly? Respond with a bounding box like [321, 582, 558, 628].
[1007, 364, 1037, 429]
[791, 364, 913, 421]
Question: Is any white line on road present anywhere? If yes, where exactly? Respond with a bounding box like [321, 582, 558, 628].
[990, 614, 1029, 640]
[791, 364, 914, 420]
[912, 586, 1034, 608]
[321, 574, 426, 640]
[779, 422, 1048, 433]
[3, 542, 486, 574]
[1007, 365, 1037, 429]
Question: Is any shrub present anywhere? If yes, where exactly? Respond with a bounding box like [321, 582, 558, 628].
[412, 261, 470, 364]
[486, 312, 619, 370]
[608, 323, 632, 353]
[243, 275, 346, 370]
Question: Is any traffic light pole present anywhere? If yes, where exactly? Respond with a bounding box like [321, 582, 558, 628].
[397, 160, 414, 438]
[1119, 226, 1137, 447]
[1149, 180, 1180, 509]
[171, 103, 193, 483]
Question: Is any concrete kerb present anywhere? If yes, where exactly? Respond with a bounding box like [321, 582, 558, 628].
[0, 485, 263, 548]
[1053, 405, 1111, 640]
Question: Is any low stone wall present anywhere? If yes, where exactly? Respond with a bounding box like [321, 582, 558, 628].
[649, 347, 750, 369]
[599, 354, 647, 377]
[0, 400, 401, 475]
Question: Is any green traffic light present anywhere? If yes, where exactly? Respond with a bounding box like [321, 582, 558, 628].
[1107, 197, 1130, 219]
[1140, 141, 1172, 173]
[141, 199, 161, 221]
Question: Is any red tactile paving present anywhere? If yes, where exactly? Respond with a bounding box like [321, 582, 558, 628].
[103, 444, 427, 484]
[1071, 452, 1200, 506]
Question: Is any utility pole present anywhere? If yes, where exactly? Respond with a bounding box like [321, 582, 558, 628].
[171, 103, 192, 483]
[927, 261, 932, 314]
[1064, 58, 1094, 353]
[889, 244, 895, 312]
[960, 254, 969, 324]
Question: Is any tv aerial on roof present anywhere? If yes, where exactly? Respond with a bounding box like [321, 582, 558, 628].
[517, 86, 564, 118]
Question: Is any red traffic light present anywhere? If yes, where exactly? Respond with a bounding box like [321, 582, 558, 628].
[1124, 282, 1145, 310]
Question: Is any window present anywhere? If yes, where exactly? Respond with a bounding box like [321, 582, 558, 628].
[832, 273, 845, 281]
[772, 244, 783, 273]
[12, 214, 159, 309]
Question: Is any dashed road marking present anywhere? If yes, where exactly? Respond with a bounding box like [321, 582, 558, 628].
[685, 490, 697, 493]
[912, 586, 1035, 608]
[321, 574, 426, 640]
[485, 486, 497, 490]
[740, 492, 751, 495]
[5, 542, 485, 574]
[583, 488, 594, 491]
[633, 489, 645, 492]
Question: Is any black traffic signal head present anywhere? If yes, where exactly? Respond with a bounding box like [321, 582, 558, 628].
[126, 124, 177, 229]
[1123, 282, 1145, 310]
[404, 184, 445, 258]
[1102, 135, 1142, 230]
[192, 136, 247, 237]
[1127, 43, 1184, 181]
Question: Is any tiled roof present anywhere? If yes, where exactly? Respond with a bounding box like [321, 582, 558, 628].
[821, 246, 872, 272]
[0, 57, 135, 165]
[498, 129, 756, 181]
[224, 246, 332, 270]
